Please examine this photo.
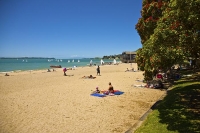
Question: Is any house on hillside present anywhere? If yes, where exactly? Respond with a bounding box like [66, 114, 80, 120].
[120, 51, 137, 63]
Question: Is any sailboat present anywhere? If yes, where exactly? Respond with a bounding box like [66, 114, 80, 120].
[78, 60, 80, 62]
[113, 59, 117, 65]
[100, 59, 104, 65]
[72, 60, 74, 62]
[68, 60, 70, 63]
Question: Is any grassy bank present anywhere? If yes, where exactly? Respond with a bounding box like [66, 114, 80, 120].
[134, 71, 200, 133]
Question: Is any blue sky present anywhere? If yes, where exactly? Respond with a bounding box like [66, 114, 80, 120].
[0, 0, 142, 58]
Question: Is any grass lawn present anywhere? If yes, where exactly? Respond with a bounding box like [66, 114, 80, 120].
[134, 71, 200, 133]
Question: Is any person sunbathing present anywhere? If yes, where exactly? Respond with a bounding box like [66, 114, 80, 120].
[125, 68, 135, 72]
[125, 68, 129, 72]
[133, 84, 146, 87]
[82, 75, 96, 79]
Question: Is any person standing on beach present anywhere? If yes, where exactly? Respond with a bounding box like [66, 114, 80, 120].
[63, 68, 67, 76]
[97, 65, 100, 75]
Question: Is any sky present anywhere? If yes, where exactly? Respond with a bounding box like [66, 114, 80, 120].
[0, 0, 143, 59]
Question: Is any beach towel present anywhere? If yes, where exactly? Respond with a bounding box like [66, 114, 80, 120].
[101, 90, 124, 95]
[91, 90, 124, 97]
[133, 84, 146, 88]
[90, 93, 106, 97]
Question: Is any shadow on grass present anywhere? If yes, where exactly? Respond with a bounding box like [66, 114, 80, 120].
[157, 82, 200, 132]
[174, 74, 200, 85]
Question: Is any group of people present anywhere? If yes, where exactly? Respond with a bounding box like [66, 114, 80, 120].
[94, 82, 114, 95]
[47, 69, 55, 72]
[125, 68, 135, 72]
[62, 65, 101, 76]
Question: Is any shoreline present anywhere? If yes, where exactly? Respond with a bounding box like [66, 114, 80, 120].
[0, 58, 121, 73]
[0, 62, 123, 75]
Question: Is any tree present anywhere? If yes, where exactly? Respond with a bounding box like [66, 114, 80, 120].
[136, 0, 200, 80]
[135, 0, 170, 80]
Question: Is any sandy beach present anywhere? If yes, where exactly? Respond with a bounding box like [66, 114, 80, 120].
[0, 63, 166, 133]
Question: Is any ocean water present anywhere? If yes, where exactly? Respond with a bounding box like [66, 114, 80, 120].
[0, 58, 120, 72]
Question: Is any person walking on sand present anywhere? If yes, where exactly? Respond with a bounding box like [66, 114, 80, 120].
[63, 67, 67, 76]
[97, 65, 100, 75]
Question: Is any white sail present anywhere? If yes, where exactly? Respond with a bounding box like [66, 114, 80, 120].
[68, 60, 70, 63]
[113, 59, 116, 64]
[78, 60, 80, 62]
[100, 59, 104, 65]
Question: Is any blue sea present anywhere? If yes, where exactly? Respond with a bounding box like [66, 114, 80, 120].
[0, 58, 120, 72]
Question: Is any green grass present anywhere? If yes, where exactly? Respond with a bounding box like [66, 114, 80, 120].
[135, 72, 200, 133]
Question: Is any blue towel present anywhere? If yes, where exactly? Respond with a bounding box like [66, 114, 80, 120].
[114, 91, 124, 95]
[91, 93, 106, 97]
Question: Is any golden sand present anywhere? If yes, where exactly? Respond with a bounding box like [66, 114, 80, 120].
[0, 63, 165, 133]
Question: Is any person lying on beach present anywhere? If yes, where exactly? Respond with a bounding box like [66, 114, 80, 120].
[133, 84, 147, 87]
[135, 79, 144, 82]
[82, 75, 96, 79]
[104, 82, 114, 95]
[125, 68, 135, 72]
[125, 68, 129, 72]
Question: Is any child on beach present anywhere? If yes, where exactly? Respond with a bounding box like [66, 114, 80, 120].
[92, 87, 101, 94]
[95, 87, 101, 93]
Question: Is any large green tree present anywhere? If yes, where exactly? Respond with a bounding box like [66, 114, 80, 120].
[136, 0, 170, 80]
[136, 0, 200, 80]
